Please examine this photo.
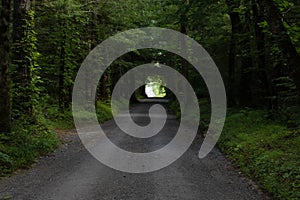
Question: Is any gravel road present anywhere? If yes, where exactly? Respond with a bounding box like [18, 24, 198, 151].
[0, 102, 268, 200]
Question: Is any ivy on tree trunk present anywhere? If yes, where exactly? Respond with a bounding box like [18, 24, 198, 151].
[12, 0, 40, 120]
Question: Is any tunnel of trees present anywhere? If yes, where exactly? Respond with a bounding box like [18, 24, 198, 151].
[1, 0, 300, 129]
[0, 0, 299, 199]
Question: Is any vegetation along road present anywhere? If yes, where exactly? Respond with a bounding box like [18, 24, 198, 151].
[0, 102, 268, 200]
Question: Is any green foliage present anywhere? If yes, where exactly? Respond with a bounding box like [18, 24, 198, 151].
[12, 10, 42, 119]
[0, 121, 59, 176]
[218, 110, 300, 200]
[271, 76, 300, 127]
[35, 0, 89, 109]
[0, 98, 113, 176]
[169, 100, 181, 118]
[274, 0, 294, 12]
[26, 11, 43, 118]
[283, 1, 300, 51]
[44, 100, 114, 129]
[145, 75, 166, 98]
[169, 98, 211, 132]
[198, 99, 211, 132]
[96, 101, 113, 123]
[2, 1, 300, 198]
[170, 98, 300, 199]
[44, 105, 74, 130]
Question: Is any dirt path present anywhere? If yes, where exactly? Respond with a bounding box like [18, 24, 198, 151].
[0, 102, 268, 200]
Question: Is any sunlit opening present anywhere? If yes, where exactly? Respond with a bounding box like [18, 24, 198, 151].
[145, 75, 166, 98]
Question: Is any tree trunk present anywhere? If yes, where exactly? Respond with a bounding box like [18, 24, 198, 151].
[12, 0, 32, 118]
[226, 0, 253, 107]
[100, 72, 108, 100]
[252, 0, 270, 106]
[227, 10, 241, 106]
[238, 9, 253, 107]
[180, 0, 189, 80]
[258, 0, 300, 103]
[58, 26, 66, 111]
[180, 22, 188, 77]
[0, 0, 11, 132]
[179, 0, 190, 108]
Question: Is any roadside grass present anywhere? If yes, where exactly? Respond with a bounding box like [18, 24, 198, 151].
[218, 110, 300, 200]
[0, 119, 60, 176]
[45, 101, 113, 129]
[45, 106, 74, 130]
[96, 101, 113, 123]
[0, 101, 113, 177]
[169, 98, 211, 132]
[170, 99, 300, 200]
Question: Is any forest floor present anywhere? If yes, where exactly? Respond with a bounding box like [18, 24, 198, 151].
[0, 102, 268, 200]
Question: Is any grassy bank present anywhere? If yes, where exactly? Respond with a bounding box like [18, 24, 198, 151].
[0, 101, 113, 177]
[170, 99, 300, 199]
[0, 120, 60, 176]
[218, 110, 300, 199]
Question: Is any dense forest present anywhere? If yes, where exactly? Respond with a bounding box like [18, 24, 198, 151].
[0, 0, 300, 199]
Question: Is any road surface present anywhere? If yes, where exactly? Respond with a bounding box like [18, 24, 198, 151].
[0, 102, 267, 200]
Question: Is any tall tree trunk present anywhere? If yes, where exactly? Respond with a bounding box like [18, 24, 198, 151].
[100, 72, 108, 100]
[58, 22, 73, 111]
[227, 9, 241, 106]
[89, 11, 99, 108]
[58, 34, 66, 111]
[180, 24, 189, 80]
[258, 0, 300, 103]
[226, 0, 253, 107]
[226, 0, 244, 106]
[0, 0, 11, 132]
[179, 0, 190, 108]
[12, 0, 32, 118]
[252, 0, 270, 106]
[180, 0, 189, 80]
[239, 9, 253, 107]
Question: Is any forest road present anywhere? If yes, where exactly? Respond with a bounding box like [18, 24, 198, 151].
[0, 101, 268, 200]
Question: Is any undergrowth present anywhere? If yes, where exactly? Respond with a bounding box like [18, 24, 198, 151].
[0, 101, 113, 177]
[96, 101, 113, 123]
[0, 119, 59, 176]
[218, 110, 300, 200]
[170, 98, 300, 199]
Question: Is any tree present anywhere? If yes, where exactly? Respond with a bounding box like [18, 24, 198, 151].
[12, 0, 31, 117]
[35, 0, 88, 111]
[0, 0, 11, 132]
[226, 0, 242, 106]
[258, 0, 300, 103]
[251, 0, 270, 106]
[226, 0, 254, 107]
[12, 0, 40, 119]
